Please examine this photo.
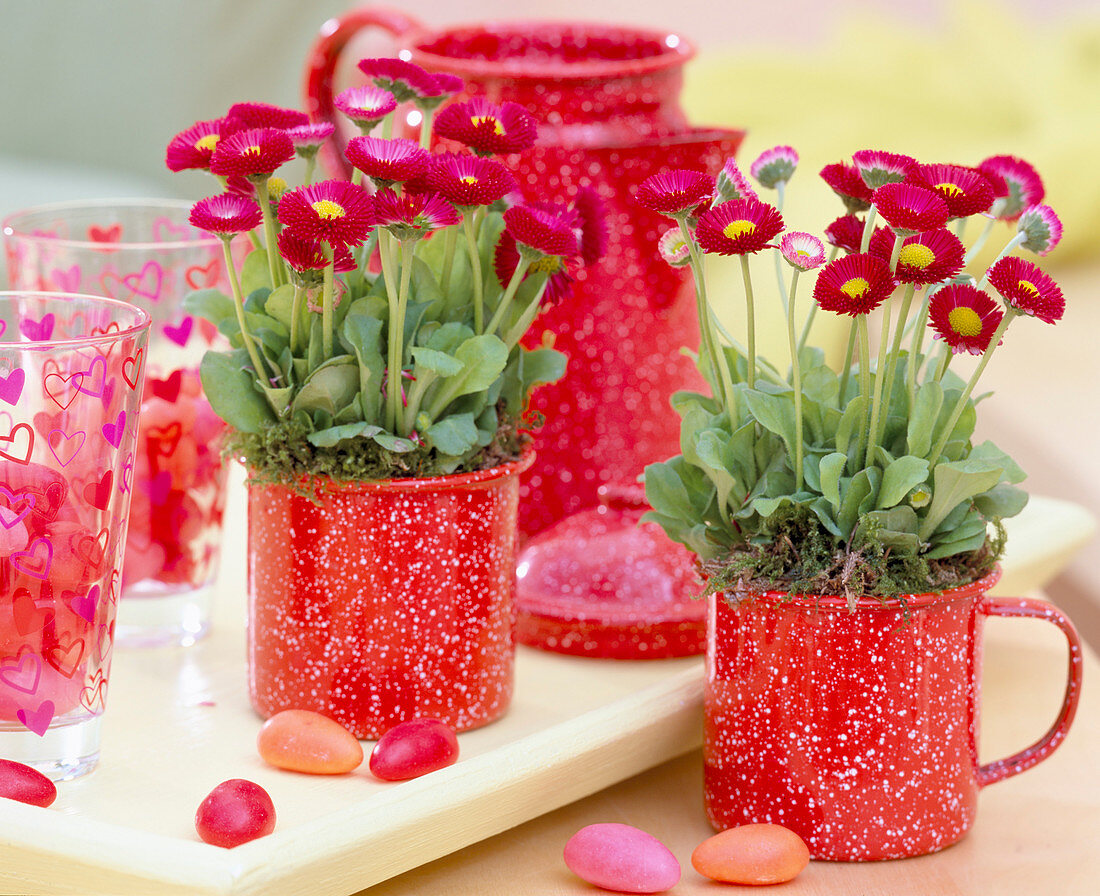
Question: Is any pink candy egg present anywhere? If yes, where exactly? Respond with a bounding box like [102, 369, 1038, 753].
[0, 758, 57, 808]
[564, 823, 681, 894]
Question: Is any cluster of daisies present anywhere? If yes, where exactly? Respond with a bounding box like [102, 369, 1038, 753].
[637, 147, 1063, 479]
[165, 57, 604, 436]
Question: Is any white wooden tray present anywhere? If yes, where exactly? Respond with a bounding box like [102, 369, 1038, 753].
[0, 472, 1092, 896]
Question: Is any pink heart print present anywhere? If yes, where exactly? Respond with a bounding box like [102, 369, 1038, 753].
[0, 484, 36, 528]
[0, 650, 43, 694]
[11, 536, 54, 579]
[69, 584, 101, 624]
[162, 316, 194, 347]
[48, 264, 83, 292]
[101, 410, 126, 448]
[16, 700, 55, 737]
[48, 428, 86, 467]
[0, 367, 25, 405]
[19, 314, 55, 342]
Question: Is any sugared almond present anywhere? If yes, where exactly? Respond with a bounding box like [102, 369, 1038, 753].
[257, 709, 363, 774]
[691, 823, 810, 885]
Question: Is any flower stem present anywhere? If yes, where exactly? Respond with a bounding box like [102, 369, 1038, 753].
[907, 291, 933, 409]
[254, 179, 284, 289]
[378, 230, 403, 432]
[836, 318, 858, 406]
[418, 108, 435, 150]
[933, 343, 952, 382]
[978, 232, 1026, 288]
[963, 217, 997, 264]
[220, 238, 277, 411]
[856, 315, 872, 464]
[304, 156, 317, 186]
[462, 216, 485, 332]
[797, 246, 838, 354]
[927, 310, 1015, 468]
[860, 206, 879, 253]
[289, 284, 304, 355]
[438, 223, 460, 297]
[874, 281, 915, 449]
[739, 255, 758, 392]
[864, 290, 893, 468]
[485, 255, 531, 336]
[785, 269, 804, 491]
[772, 181, 789, 314]
[321, 242, 335, 360]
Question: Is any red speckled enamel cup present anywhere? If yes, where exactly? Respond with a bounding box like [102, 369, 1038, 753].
[247, 451, 532, 739]
[704, 569, 1082, 860]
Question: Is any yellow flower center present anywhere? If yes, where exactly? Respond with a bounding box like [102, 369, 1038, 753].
[935, 181, 963, 198]
[459, 175, 480, 185]
[470, 115, 505, 135]
[1017, 278, 1040, 296]
[841, 277, 870, 298]
[530, 256, 562, 274]
[243, 145, 262, 156]
[312, 199, 346, 220]
[195, 134, 220, 153]
[722, 219, 756, 240]
[898, 243, 935, 269]
[268, 177, 288, 200]
[947, 306, 983, 337]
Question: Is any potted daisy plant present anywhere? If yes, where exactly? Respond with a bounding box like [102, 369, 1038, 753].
[637, 149, 1082, 859]
[166, 57, 604, 738]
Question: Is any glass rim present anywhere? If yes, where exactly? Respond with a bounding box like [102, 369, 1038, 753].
[1, 197, 220, 252]
[0, 290, 152, 349]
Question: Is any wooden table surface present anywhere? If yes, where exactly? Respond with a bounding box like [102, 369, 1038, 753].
[359, 613, 1099, 895]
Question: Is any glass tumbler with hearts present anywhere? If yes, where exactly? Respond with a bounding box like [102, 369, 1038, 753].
[0, 291, 150, 779]
[4, 201, 232, 647]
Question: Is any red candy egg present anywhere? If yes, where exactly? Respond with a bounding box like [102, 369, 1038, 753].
[0, 758, 57, 808]
[368, 718, 459, 781]
[195, 779, 276, 848]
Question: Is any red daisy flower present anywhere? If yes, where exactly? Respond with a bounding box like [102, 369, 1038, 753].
[277, 179, 375, 247]
[571, 185, 609, 267]
[986, 256, 1064, 323]
[502, 204, 579, 259]
[433, 97, 538, 156]
[928, 284, 1004, 355]
[165, 117, 245, 173]
[867, 227, 965, 285]
[189, 192, 262, 236]
[635, 169, 715, 217]
[824, 214, 874, 254]
[813, 253, 896, 316]
[1016, 204, 1063, 256]
[357, 57, 440, 103]
[820, 161, 874, 213]
[978, 155, 1044, 221]
[344, 136, 431, 188]
[373, 189, 459, 241]
[750, 145, 799, 189]
[851, 150, 917, 190]
[714, 158, 759, 204]
[910, 163, 995, 218]
[277, 229, 356, 275]
[425, 153, 517, 208]
[209, 127, 296, 181]
[418, 72, 465, 110]
[227, 102, 309, 130]
[333, 85, 398, 131]
[694, 198, 785, 256]
[286, 122, 335, 157]
[494, 220, 576, 305]
[872, 182, 950, 236]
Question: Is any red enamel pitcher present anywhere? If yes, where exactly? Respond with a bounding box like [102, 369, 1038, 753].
[305, 10, 745, 535]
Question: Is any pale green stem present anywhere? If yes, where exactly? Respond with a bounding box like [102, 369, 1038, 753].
[978, 232, 1026, 288]
[875, 281, 915, 449]
[932, 343, 952, 382]
[381, 112, 395, 140]
[418, 108, 436, 150]
[963, 217, 998, 265]
[220, 238, 277, 410]
[378, 230, 403, 432]
[485, 255, 531, 337]
[836, 319, 858, 406]
[438, 224, 461, 297]
[254, 180, 284, 289]
[289, 284, 304, 355]
[860, 206, 879, 253]
[321, 243, 335, 360]
[786, 269, 804, 491]
[856, 315, 873, 464]
[907, 292, 933, 410]
[712, 312, 785, 384]
[772, 181, 789, 314]
[351, 167, 363, 187]
[304, 156, 317, 186]
[927, 310, 1016, 468]
[864, 289, 894, 468]
[462, 216, 485, 332]
[739, 255, 758, 392]
[797, 246, 839, 354]
[402, 370, 437, 436]
[502, 286, 548, 351]
[954, 217, 967, 240]
[392, 238, 415, 421]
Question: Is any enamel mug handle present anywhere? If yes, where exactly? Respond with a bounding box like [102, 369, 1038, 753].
[976, 596, 1083, 787]
[303, 6, 423, 175]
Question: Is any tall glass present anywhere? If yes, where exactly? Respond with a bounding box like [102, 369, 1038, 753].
[4, 200, 230, 646]
[0, 291, 150, 779]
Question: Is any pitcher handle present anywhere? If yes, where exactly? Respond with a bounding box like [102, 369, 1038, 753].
[303, 6, 423, 128]
[976, 595, 1083, 787]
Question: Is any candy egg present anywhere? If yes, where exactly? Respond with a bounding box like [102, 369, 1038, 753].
[564, 823, 681, 894]
[368, 718, 458, 781]
[257, 709, 364, 774]
[0, 758, 57, 808]
[691, 823, 810, 885]
[195, 779, 276, 848]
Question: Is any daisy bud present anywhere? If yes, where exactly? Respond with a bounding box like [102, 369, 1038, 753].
[1016, 204, 1063, 256]
[750, 145, 799, 189]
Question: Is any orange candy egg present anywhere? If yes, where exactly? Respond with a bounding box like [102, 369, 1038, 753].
[257, 709, 364, 774]
[691, 823, 810, 885]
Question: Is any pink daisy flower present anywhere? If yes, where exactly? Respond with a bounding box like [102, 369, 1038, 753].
[503, 204, 579, 259]
[911, 163, 995, 219]
[867, 227, 965, 285]
[333, 85, 398, 132]
[277, 179, 375, 247]
[571, 185, 609, 267]
[780, 232, 826, 271]
[714, 158, 759, 204]
[209, 127, 296, 181]
[166, 117, 242, 173]
[813, 253, 896, 316]
[750, 145, 799, 189]
[872, 182, 950, 236]
[277, 229, 356, 276]
[433, 97, 538, 156]
[928, 284, 1004, 355]
[357, 57, 440, 103]
[189, 192, 262, 236]
[636, 170, 715, 218]
[425, 153, 517, 208]
[820, 162, 874, 214]
[227, 102, 309, 130]
[851, 149, 917, 190]
[824, 214, 875, 254]
[1016, 204, 1063, 256]
[344, 136, 431, 188]
[286, 122, 335, 158]
[987, 256, 1065, 323]
[373, 189, 459, 241]
[694, 198, 785, 256]
[978, 155, 1045, 221]
[657, 227, 691, 267]
[418, 72, 465, 110]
